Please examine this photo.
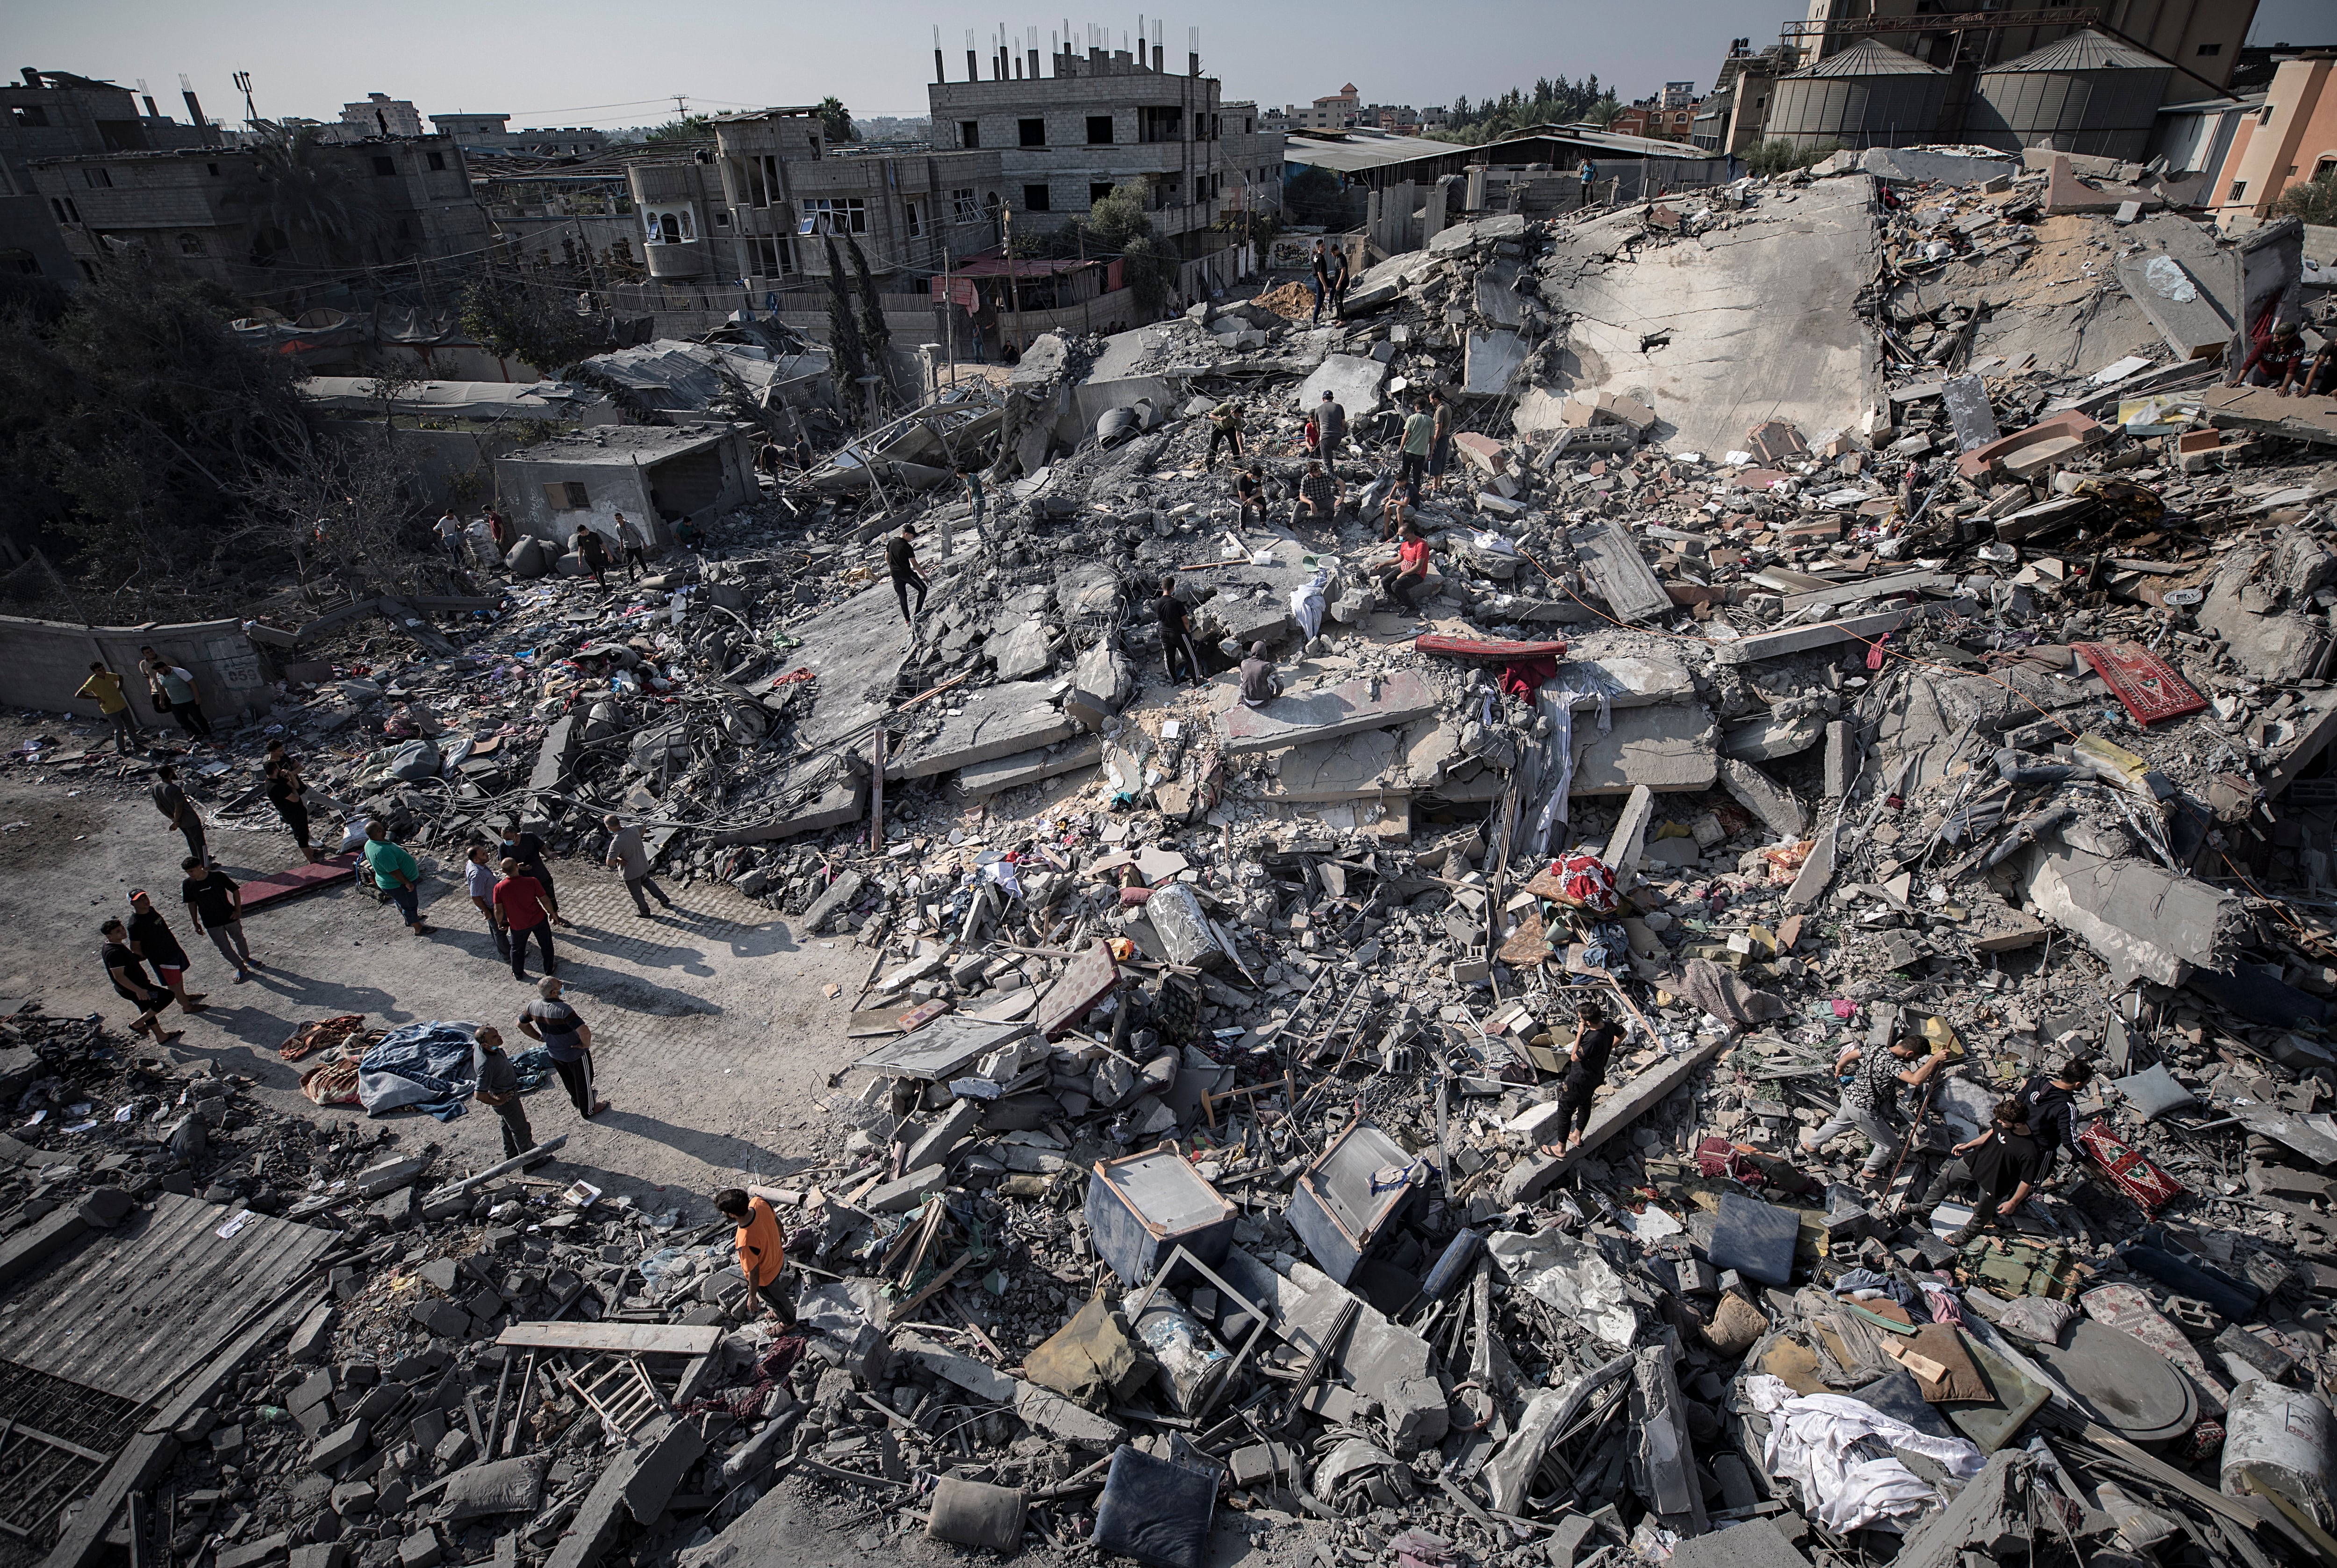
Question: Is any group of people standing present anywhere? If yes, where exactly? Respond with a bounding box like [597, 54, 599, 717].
[74, 645, 218, 757]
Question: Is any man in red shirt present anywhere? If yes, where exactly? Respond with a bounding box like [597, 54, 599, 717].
[1376, 518, 1434, 613]
[492, 857, 558, 982]
[715, 1187, 796, 1323]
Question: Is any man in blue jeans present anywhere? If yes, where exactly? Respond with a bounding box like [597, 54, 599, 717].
[363, 822, 432, 936]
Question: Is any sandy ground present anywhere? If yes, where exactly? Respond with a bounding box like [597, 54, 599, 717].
[0, 769, 870, 1216]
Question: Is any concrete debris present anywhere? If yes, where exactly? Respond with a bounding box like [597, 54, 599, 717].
[16, 143, 2337, 1568]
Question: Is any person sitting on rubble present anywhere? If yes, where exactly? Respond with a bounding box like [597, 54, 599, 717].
[1537, 1000, 1621, 1156]
[1376, 517, 1435, 613]
[1205, 400, 1245, 470]
[1921, 1096, 2049, 1247]
[571, 523, 612, 589]
[2229, 320, 2312, 394]
[1155, 575, 1206, 687]
[1297, 459, 1345, 528]
[2015, 1057, 2091, 1181]
[1380, 495, 1416, 543]
[715, 1187, 797, 1325]
[1234, 463, 1270, 524]
[673, 516, 705, 551]
[1238, 642, 1282, 709]
[1800, 1031, 1946, 1188]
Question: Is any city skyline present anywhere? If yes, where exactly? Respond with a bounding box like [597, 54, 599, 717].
[18, 0, 2329, 136]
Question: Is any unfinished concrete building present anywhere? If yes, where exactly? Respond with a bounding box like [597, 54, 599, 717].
[624, 108, 1004, 289]
[428, 113, 608, 159]
[28, 133, 489, 297]
[926, 20, 1255, 285]
[0, 67, 212, 286]
[492, 423, 758, 551]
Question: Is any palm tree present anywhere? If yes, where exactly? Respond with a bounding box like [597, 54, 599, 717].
[231, 122, 381, 267]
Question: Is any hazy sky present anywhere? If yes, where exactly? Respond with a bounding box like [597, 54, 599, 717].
[17, 0, 2333, 128]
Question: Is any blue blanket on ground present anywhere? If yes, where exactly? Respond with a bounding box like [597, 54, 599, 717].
[357, 1020, 482, 1120]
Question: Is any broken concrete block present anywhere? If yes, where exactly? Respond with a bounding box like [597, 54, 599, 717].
[1568, 705, 1718, 795]
[309, 1418, 371, 1472]
[796, 871, 864, 935]
[901, 1100, 983, 1171]
[1719, 756, 1807, 839]
[1216, 671, 1437, 756]
[2020, 840, 2244, 988]
[887, 680, 1076, 780]
[1143, 882, 1231, 971]
[863, 1165, 948, 1213]
[1063, 640, 1137, 731]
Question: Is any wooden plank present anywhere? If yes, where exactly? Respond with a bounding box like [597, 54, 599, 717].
[495, 1321, 722, 1356]
[1570, 522, 1670, 625]
[1779, 569, 1954, 614]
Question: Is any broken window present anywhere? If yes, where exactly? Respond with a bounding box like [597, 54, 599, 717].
[49, 197, 77, 223]
[1087, 115, 1114, 144]
[176, 232, 202, 255]
[371, 156, 396, 177]
[1140, 106, 1183, 143]
[1024, 183, 1051, 211]
[959, 120, 980, 149]
[543, 481, 589, 511]
[427, 151, 446, 171]
[11, 107, 48, 128]
[2197, 41, 2221, 55]
[82, 167, 112, 189]
[798, 197, 867, 235]
[1018, 118, 1047, 147]
[206, 162, 220, 176]
[1090, 181, 1115, 206]
[2230, 180, 2248, 200]
[904, 199, 923, 237]
[952, 188, 980, 222]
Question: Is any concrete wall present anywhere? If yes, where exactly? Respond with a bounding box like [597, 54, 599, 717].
[0, 615, 270, 724]
[494, 430, 755, 548]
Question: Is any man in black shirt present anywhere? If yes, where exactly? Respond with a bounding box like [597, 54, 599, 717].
[497, 819, 571, 927]
[182, 857, 254, 981]
[572, 524, 612, 589]
[1540, 1001, 1621, 1154]
[127, 890, 205, 1014]
[1155, 576, 1204, 687]
[100, 919, 178, 1043]
[1233, 464, 1269, 524]
[1929, 1097, 2050, 1246]
[2016, 1058, 2089, 1178]
[150, 765, 210, 867]
[473, 1027, 536, 1160]
[265, 758, 322, 864]
[885, 525, 927, 624]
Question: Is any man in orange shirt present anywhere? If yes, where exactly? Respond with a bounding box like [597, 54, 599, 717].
[715, 1187, 795, 1324]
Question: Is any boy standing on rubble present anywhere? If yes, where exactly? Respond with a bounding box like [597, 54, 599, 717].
[1155, 576, 1205, 687]
[715, 1187, 797, 1324]
[886, 524, 928, 624]
[1802, 1032, 1945, 1186]
[1538, 1000, 1621, 1154]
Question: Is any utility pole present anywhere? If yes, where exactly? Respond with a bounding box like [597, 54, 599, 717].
[671, 94, 689, 122]
[1000, 206, 1028, 356]
[941, 242, 958, 387]
[232, 71, 257, 128]
[1078, 220, 1089, 335]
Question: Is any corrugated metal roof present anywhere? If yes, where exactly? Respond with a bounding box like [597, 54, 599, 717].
[1282, 131, 1468, 175]
[1791, 38, 1947, 79]
[0, 1194, 337, 1403]
[1986, 28, 2168, 73]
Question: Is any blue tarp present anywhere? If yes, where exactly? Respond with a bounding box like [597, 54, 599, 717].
[358, 1020, 483, 1120]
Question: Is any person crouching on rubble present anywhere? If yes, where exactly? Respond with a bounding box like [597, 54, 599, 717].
[2229, 320, 2312, 394]
[1538, 1000, 1621, 1155]
[716, 1187, 797, 1325]
[1234, 463, 1270, 525]
[1921, 1096, 2050, 1247]
[1297, 459, 1344, 528]
[1801, 1031, 1945, 1188]
[1239, 643, 1281, 709]
[1376, 518, 1434, 613]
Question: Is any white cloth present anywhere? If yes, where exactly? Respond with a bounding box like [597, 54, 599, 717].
[1742, 1375, 1984, 1534]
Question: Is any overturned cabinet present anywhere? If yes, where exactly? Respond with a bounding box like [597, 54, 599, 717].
[1288, 1120, 1428, 1285]
[1084, 1147, 1237, 1286]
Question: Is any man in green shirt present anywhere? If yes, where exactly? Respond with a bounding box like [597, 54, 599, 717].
[1399, 400, 1435, 502]
[76, 661, 138, 755]
[364, 822, 432, 936]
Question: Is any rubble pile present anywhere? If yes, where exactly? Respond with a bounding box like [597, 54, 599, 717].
[12, 155, 2337, 1568]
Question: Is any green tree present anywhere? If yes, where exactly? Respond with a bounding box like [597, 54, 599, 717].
[817, 97, 857, 144]
[640, 115, 713, 145]
[458, 275, 599, 378]
[2273, 170, 2337, 226]
[231, 122, 380, 266]
[1587, 93, 1623, 129]
[821, 235, 868, 422]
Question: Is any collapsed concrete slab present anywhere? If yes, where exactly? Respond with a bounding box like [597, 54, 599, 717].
[1217, 671, 1437, 757]
[888, 681, 1076, 780]
[2198, 529, 2337, 683]
[1294, 355, 1391, 419]
[1504, 1038, 1729, 1203]
[1719, 756, 1807, 839]
[956, 735, 1102, 797]
[1218, 1249, 1449, 1452]
[2021, 840, 2247, 988]
[1567, 704, 1718, 795]
[1463, 330, 1528, 398]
